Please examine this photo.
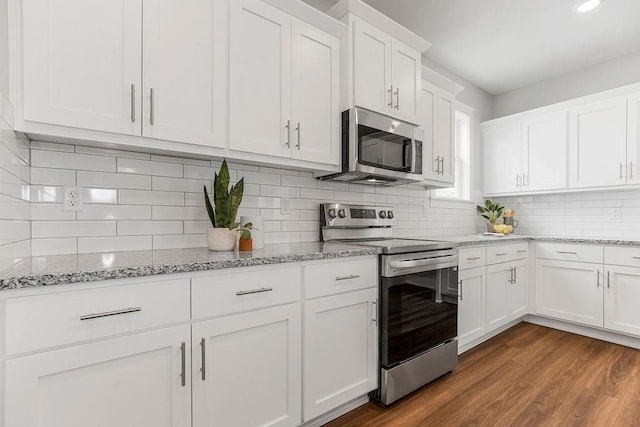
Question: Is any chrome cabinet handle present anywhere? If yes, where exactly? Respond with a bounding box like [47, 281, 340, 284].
[130, 84, 136, 123]
[629, 162, 634, 179]
[394, 87, 400, 110]
[150, 88, 155, 125]
[372, 300, 377, 326]
[514, 267, 517, 284]
[523, 173, 528, 187]
[296, 122, 301, 149]
[284, 120, 291, 147]
[336, 274, 360, 281]
[200, 338, 206, 381]
[556, 251, 577, 255]
[388, 85, 393, 107]
[633, 256, 640, 260]
[620, 162, 624, 180]
[440, 157, 445, 175]
[517, 250, 528, 253]
[496, 253, 508, 257]
[236, 287, 273, 296]
[435, 156, 441, 174]
[459, 280, 463, 300]
[80, 307, 141, 321]
[607, 271, 611, 289]
[467, 257, 481, 261]
[516, 174, 520, 188]
[180, 341, 186, 387]
[596, 270, 601, 288]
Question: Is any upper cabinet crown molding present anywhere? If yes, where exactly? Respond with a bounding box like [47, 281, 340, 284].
[261, 0, 346, 36]
[328, 0, 430, 53]
[421, 66, 464, 96]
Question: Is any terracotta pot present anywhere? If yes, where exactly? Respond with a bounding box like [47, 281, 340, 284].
[207, 228, 237, 251]
[238, 237, 253, 252]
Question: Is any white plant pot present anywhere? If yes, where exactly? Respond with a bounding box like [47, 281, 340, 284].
[207, 228, 237, 251]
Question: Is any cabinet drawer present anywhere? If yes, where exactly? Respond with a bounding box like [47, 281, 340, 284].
[191, 267, 301, 319]
[536, 242, 603, 263]
[304, 257, 377, 299]
[4, 278, 190, 356]
[486, 242, 529, 265]
[604, 246, 640, 267]
[459, 247, 486, 270]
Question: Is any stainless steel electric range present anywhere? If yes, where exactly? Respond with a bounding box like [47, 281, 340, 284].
[320, 203, 460, 406]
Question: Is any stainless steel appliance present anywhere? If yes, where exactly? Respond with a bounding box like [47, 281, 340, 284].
[316, 108, 423, 186]
[320, 203, 459, 406]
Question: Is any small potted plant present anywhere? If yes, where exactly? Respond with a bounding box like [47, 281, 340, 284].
[204, 160, 244, 251]
[236, 222, 255, 251]
[477, 199, 504, 233]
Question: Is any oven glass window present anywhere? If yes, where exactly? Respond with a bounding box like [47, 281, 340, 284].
[358, 125, 412, 172]
[380, 267, 458, 368]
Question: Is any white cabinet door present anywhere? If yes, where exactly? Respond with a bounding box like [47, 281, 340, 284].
[5, 325, 191, 427]
[291, 19, 340, 166]
[535, 259, 603, 327]
[435, 90, 455, 183]
[142, 0, 221, 147]
[228, 0, 291, 157]
[390, 39, 421, 124]
[627, 93, 640, 185]
[486, 263, 510, 332]
[419, 81, 439, 180]
[458, 267, 486, 349]
[192, 303, 302, 427]
[522, 111, 568, 192]
[604, 265, 640, 336]
[353, 18, 392, 116]
[568, 97, 627, 188]
[509, 261, 528, 319]
[303, 288, 377, 421]
[22, 0, 142, 134]
[482, 121, 522, 194]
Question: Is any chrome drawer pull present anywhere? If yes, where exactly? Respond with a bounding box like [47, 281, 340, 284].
[517, 250, 527, 253]
[556, 251, 577, 255]
[180, 341, 186, 387]
[80, 307, 141, 321]
[336, 274, 360, 281]
[467, 257, 481, 261]
[236, 287, 273, 296]
[632, 257, 640, 260]
[496, 253, 507, 257]
[200, 338, 206, 381]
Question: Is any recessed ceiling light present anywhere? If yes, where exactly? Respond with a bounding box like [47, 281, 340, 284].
[575, 0, 602, 13]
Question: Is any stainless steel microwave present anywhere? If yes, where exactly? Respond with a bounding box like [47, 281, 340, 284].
[318, 108, 423, 186]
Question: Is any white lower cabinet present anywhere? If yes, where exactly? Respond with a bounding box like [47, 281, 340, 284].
[192, 303, 302, 427]
[486, 260, 528, 333]
[303, 288, 377, 421]
[5, 325, 192, 427]
[457, 266, 486, 348]
[604, 265, 640, 336]
[535, 259, 604, 327]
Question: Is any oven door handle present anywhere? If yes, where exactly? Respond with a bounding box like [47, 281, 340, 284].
[389, 257, 456, 271]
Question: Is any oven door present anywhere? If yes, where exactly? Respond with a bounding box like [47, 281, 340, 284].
[380, 266, 458, 369]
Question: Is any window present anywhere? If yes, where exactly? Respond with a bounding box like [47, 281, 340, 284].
[433, 103, 473, 202]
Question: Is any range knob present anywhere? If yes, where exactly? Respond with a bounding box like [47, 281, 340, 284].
[328, 208, 337, 219]
[378, 210, 387, 219]
[338, 208, 347, 218]
[387, 210, 394, 219]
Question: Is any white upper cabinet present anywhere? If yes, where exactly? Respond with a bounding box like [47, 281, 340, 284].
[291, 19, 340, 165]
[228, 0, 292, 158]
[420, 81, 455, 184]
[142, 0, 220, 146]
[483, 120, 522, 195]
[627, 93, 640, 185]
[568, 96, 628, 188]
[390, 39, 421, 123]
[353, 18, 392, 115]
[228, 0, 340, 167]
[522, 111, 567, 192]
[21, 0, 142, 135]
[420, 82, 438, 180]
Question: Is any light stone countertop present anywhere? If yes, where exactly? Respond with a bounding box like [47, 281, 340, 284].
[4, 235, 640, 291]
[0, 243, 381, 291]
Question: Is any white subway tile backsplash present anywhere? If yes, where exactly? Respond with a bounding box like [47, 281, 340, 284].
[31, 167, 76, 186]
[83, 188, 118, 204]
[241, 171, 281, 185]
[183, 220, 210, 235]
[75, 145, 151, 160]
[78, 171, 151, 190]
[77, 236, 152, 253]
[30, 141, 75, 152]
[119, 190, 184, 206]
[77, 205, 151, 220]
[281, 220, 316, 232]
[31, 238, 77, 256]
[32, 221, 116, 238]
[32, 150, 116, 172]
[152, 176, 209, 192]
[260, 185, 300, 198]
[117, 158, 183, 177]
[0, 196, 30, 220]
[118, 221, 183, 236]
[184, 164, 215, 180]
[152, 234, 206, 250]
[150, 154, 210, 167]
[31, 203, 76, 220]
[152, 206, 209, 221]
[31, 185, 62, 203]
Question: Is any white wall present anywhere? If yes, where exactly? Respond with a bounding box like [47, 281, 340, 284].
[493, 51, 640, 118]
[0, 0, 8, 102]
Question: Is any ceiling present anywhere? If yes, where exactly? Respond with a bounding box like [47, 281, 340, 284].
[306, 0, 640, 95]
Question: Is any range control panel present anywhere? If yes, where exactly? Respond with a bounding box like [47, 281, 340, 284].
[320, 203, 397, 228]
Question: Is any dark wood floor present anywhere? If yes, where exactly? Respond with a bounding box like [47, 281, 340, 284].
[326, 323, 640, 427]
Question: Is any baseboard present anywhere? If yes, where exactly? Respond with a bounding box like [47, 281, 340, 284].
[523, 315, 640, 350]
[301, 395, 369, 427]
[458, 318, 524, 354]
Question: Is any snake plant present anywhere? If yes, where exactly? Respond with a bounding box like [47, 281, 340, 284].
[204, 160, 244, 229]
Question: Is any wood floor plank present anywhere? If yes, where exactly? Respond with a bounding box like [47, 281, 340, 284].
[325, 323, 640, 427]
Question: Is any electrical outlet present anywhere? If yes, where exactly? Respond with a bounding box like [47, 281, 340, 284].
[612, 207, 622, 221]
[63, 186, 84, 212]
[280, 199, 291, 215]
